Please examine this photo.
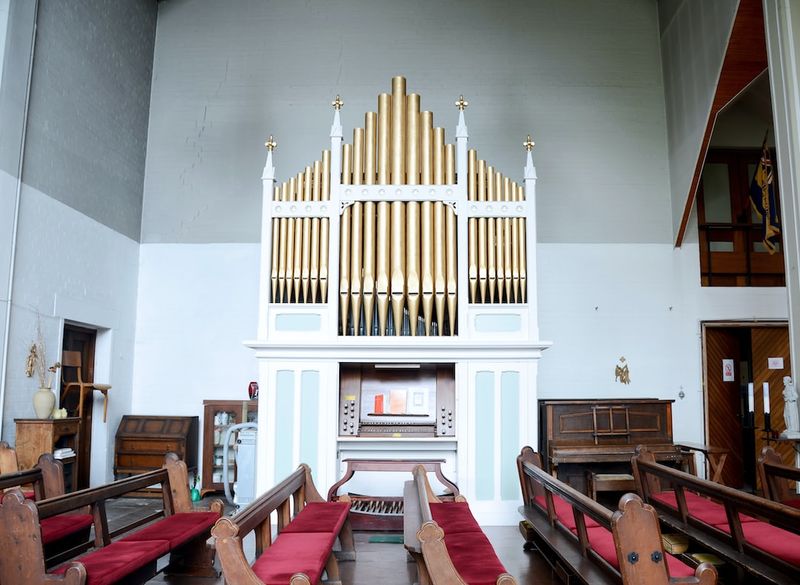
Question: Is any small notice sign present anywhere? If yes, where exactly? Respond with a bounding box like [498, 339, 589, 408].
[722, 359, 735, 382]
[768, 357, 784, 370]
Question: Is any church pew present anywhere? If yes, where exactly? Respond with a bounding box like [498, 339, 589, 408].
[757, 446, 800, 508]
[0, 453, 222, 584]
[633, 448, 800, 585]
[517, 446, 716, 585]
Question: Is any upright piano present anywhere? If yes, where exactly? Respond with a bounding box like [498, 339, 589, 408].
[539, 398, 688, 494]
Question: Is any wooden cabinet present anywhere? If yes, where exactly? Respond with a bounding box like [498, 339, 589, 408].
[202, 400, 258, 494]
[15, 418, 80, 491]
[113, 416, 198, 479]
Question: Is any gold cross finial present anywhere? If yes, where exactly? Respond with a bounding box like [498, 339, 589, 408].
[523, 135, 535, 152]
[332, 95, 344, 110]
[455, 95, 469, 111]
[265, 135, 277, 151]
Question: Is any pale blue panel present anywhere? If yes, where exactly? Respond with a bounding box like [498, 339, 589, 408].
[475, 371, 495, 500]
[500, 371, 520, 500]
[275, 314, 321, 332]
[474, 314, 521, 333]
[299, 371, 320, 468]
[274, 370, 295, 479]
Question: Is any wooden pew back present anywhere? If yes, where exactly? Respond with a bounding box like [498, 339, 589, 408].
[757, 446, 800, 504]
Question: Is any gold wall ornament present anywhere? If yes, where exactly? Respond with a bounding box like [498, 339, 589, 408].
[615, 357, 631, 385]
[523, 135, 535, 151]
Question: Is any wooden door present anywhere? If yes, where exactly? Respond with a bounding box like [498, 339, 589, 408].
[704, 326, 746, 488]
[61, 324, 96, 490]
[751, 327, 793, 471]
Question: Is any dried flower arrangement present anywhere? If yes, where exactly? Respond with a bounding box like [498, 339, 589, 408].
[24, 318, 60, 390]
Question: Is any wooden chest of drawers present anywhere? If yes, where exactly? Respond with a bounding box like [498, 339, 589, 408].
[113, 415, 198, 478]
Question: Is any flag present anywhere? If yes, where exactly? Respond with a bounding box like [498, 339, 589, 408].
[749, 137, 781, 254]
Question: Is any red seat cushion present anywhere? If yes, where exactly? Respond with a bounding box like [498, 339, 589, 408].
[51, 540, 169, 585]
[585, 526, 693, 577]
[121, 512, 219, 548]
[652, 491, 757, 528]
[736, 521, 800, 565]
[41, 513, 93, 544]
[281, 501, 350, 534]
[429, 502, 482, 534]
[251, 532, 336, 585]
[782, 498, 800, 510]
[443, 529, 508, 585]
[533, 494, 600, 532]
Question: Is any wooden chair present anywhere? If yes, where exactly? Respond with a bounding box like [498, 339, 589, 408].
[60, 351, 111, 422]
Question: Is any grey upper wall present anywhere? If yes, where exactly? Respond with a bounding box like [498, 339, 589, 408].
[21, 0, 157, 241]
[143, 0, 672, 244]
[659, 0, 738, 242]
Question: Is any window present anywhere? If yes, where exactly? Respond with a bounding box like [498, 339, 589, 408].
[697, 149, 784, 286]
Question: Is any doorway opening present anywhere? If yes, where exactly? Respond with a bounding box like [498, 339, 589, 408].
[61, 323, 97, 490]
[702, 321, 791, 492]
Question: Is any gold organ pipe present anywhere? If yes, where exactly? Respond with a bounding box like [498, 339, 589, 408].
[420, 200, 434, 335]
[503, 177, 513, 303]
[432, 127, 444, 185]
[377, 93, 391, 184]
[320, 150, 330, 302]
[301, 166, 312, 303]
[467, 149, 478, 304]
[390, 201, 406, 335]
[445, 200, 457, 335]
[406, 94, 420, 185]
[362, 200, 376, 334]
[406, 201, 420, 335]
[518, 184, 527, 303]
[391, 76, 406, 184]
[285, 177, 296, 303]
[339, 144, 352, 334]
[511, 180, 520, 304]
[376, 201, 390, 335]
[486, 165, 496, 303]
[353, 128, 364, 186]
[350, 200, 363, 335]
[495, 177, 505, 304]
[365, 112, 377, 185]
[277, 182, 289, 303]
[477, 160, 487, 302]
[292, 172, 303, 302]
[270, 183, 280, 303]
[433, 200, 446, 334]
[310, 161, 321, 303]
[445, 144, 455, 184]
[420, 112, 433, 185]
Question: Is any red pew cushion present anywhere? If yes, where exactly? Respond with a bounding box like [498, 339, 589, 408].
[735, 521, 800, 565]
[51, 540, 169, 585]
[41, 513, 93, 544]
[533, 494, 600, 531]
[443, 529, 508, 585]
[782, 498, 800, 510]
[282, 501, 350, 534]
[430, 502, 482, 534]
[252, 532, 336, 585]
[121, 512, 219, 548]
[652, 491, 757, 527]
[584, 526, 694, 577]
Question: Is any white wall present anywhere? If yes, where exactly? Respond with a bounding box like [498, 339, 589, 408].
[3, 179, 139, 485]
[131, 243, 259, 423]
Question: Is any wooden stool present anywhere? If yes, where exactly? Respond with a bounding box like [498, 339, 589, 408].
[587, 471, 635, 501]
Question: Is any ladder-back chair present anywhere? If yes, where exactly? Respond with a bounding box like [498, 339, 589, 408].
[60, 351, 110, 422]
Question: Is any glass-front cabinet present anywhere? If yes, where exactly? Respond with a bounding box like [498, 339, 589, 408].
[201, 399, 258, 494]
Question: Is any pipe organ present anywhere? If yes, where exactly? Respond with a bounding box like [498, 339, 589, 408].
[250, 77, 549, 525]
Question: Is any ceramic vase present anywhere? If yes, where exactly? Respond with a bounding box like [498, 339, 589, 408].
[33, 387, 55, 419]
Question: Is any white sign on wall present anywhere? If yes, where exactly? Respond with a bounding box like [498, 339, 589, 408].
[722, 359, 735, 382]
[768, 357, 784, 370]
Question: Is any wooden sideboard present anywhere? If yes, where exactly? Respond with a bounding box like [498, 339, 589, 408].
[202, 400, 258, 494]
[14, 418, 80, 491]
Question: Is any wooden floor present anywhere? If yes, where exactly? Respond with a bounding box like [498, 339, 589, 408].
[104, 497, 559, 585]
